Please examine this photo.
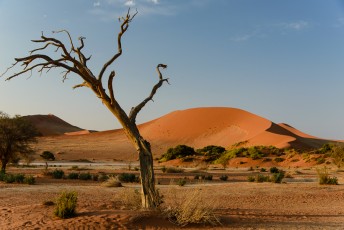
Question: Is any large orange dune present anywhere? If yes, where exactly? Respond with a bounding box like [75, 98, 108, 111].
[32, 107, 332, 161]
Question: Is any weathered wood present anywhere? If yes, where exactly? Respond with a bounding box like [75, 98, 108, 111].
[1, 9, 168, 209]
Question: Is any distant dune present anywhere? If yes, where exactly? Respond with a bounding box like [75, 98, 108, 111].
[33, 107, 333, 161]
[24, 114, 83, 136]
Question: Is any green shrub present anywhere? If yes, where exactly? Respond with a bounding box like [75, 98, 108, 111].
[92, 174, 99, 181]
[3, 174, 15, 183]
[160, 145, 196, 161]
[54, 191, 78, 219]
[14, 174, 25, 183]
[331, 144, 344, 168]
[317, 167, 338, 185]
[117, 173, 138, 183]
[98, 174, 109, 182]
[204, 175, 213, 180]
[274, 157, 285, 162]
[0, 172, 5, 181]
[219, 175, 228, 181]
[248, 147, 265, 160]
[24, 175, 36, 185]
[194, 174, 200, 180]
[270, 167, 280, 174]
[52, 169, 65, 179]
[270, 172, 285, 183]
[40, 151, 55, 161]
[78, 173, 92, 180]
[161, 166, 167, 173]
[260, 168, 267, 172]
[316, 157, 325, 164]
[247, 176, 255, 182]
[197, 145, 226, 161]
[177, 178, 187, 186]
[67, 173, 79, 180]
[255, 174, 270, 183]
[317, 143, 334, 154]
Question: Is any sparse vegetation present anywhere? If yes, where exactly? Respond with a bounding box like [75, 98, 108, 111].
[197, 145, 226, 161]
[164, 167, 184, 173]
[177, 178, 187, 186]
[52, 169, 65, 179]
[317, 167, 338, 185]
[162, 188, 221, 227]
[115, 188, 141, 210]
[270, 172, 285, 183]
[117, 173, 139, 183]
[219, 175, 228, 181]
[78, 172, 92, 180]
[54, 191, 78, 219]
[101, 176, 122, 187]
[67, 173, 79, 180]
[160, 145, 196, 162]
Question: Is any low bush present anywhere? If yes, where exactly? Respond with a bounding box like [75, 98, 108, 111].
[270, 167, 280, 174]
[255, 174, 270, 183]
[177, 178, 187, 186]
[92, 174, 99, 181]
[274, 157, 285, 162]
[78, 173, 92, 180]
[14, 174, 25, 183]
[115, 188, 141, 210]
[260, 168, 267, 172]
[3, 174, 15, 183]
[24, 175, 36, 185]
[117, 173, 138, 183]
[160, 145, 196, 161]
[54, 191, 78, 219]
[52, 169, 64, 179]
[219, 175, 228, 181]
[204, 175, 213, 181]
[247, 176, 255, 182]
[197, 145, 226, 161]
[270, 172, 285, 183]
[98, 174, 109, 182]
[317, 167, 338, 185]
[67, 173, 79, 180]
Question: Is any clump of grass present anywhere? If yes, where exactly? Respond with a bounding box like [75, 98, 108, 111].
[101, 176, 122, 187]
[274, 157, 285, 162]
[269, 167, 280, 174]
[67, 172, 79, 180]
[115, 188, 141, 210]
[255, 174, 270, 183]
[247, 176, 255, 182]
[317, 167, 338, 185]
[78, 172, 92, 180]
[54, 191, 78, 219]
[270, 172, 285, 183]
[117, 173, 139, 183]
[162, 188, 221, 227]
[24, 175, 36, 185]
[177, 178, 187, 186]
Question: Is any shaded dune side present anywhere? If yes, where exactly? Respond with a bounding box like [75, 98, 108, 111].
[24, 114, 82, 136]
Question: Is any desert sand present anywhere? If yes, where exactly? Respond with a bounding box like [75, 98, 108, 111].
[1, 107, 343, 229]
[1, 166, 344, 229]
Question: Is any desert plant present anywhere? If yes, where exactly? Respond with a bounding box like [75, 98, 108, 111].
[255, 174, 270, 183]
[98, 174, 109, 182]
[177, 178, 187, 186]
[160, 145, 196, 161]
[219, 175, 228, 181]
[316, 157, 325, 164]
[101, 176, 122, 187]
[115, 188, 141, 210]
[317, 167, 338, 185]
[3, 174, 15, 183]
[270, 167, 280, 174]
[247, 176, 255, 182]
[162, 188, 221, 227]
[274, 157, 285, 162]
[78, 172, 92, 180]
[92, 174, 99, 181]
[40, 151, 55, 161]
[204, 175, 213, 181]
[117, 173, 138, 183]
[270, 172, 285, 183]
[14, 174, 25, 183]
[331, 144, 344, 168]
[260, 168, 267, 172]
[24, 175, 36, 185]
[52, 169, 64, 179]
[54, 191, 78, 219]
[197, 145, 226, 161]
[67, 172, 79, 180]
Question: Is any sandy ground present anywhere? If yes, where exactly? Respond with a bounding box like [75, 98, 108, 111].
[1, 166, 344, 229]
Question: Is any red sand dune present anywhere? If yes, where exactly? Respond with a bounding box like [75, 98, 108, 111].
[34, 107, 331, 160]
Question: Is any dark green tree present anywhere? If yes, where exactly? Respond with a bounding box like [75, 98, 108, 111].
[0, 112, 38, 173]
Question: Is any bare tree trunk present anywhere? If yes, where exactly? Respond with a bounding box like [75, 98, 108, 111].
[137, 139, 161, 208]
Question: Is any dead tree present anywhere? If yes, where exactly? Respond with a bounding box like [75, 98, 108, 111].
[1, 9, 168, 209]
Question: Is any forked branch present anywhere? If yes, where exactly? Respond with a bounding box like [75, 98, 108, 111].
[129, 64, 169, 123]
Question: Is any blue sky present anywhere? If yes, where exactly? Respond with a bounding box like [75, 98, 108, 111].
[1, 0, 344, 139]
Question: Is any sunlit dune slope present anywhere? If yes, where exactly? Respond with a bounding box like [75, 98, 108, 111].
[34, 107, 332, 161]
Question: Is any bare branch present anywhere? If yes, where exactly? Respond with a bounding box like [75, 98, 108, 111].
[98, 8, 137, 81]
[108, 71, 116, 105]
[53, 30, 76, 52]
[129, 64, 169, 123]
[73, 81, 88, 89]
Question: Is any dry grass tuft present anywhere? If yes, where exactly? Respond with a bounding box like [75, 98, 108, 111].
[114, 188, 142, 210]
[161, 188, 221, 227]
[101, 176, 122, 187]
